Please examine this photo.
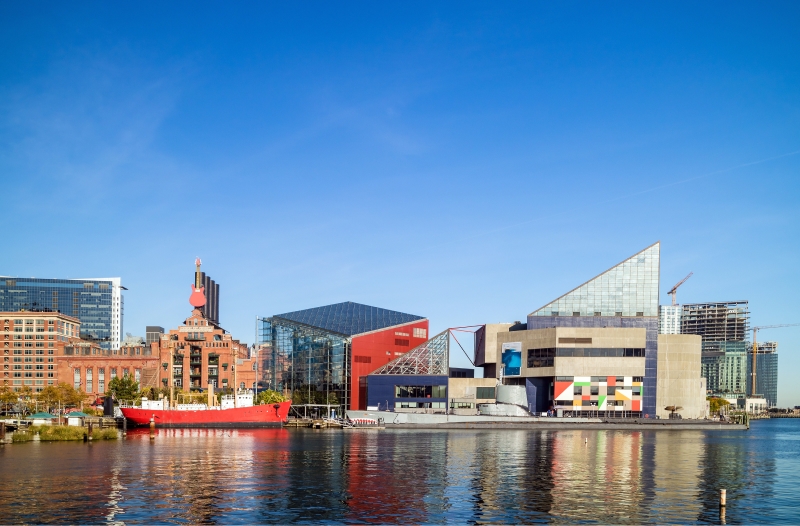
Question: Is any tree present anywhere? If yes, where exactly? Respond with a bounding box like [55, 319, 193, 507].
[708, 396, 731, 415]
[256, 389, 287, 405]
[0, 385, 18, 414]
[107, 375, 139, 402]
[37, 383, 86, 412]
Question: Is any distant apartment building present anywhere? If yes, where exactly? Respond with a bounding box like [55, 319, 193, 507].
[0, 276, 124, 350]
[748, 341, 778, 407]
[658, 305, 682, 334]
[681, 301, 750, 396]
[1, 311, 155, 396]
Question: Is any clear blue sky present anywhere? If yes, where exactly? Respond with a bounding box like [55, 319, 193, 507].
[2, 3, 799, 403]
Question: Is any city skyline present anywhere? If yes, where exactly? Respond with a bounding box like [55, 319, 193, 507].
[1, 3, 798, 404]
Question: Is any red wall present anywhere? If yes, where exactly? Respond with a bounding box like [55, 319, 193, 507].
[350, 319, 430, 410]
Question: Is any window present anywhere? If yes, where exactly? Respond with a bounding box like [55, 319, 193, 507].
[123, 368, 129, 377]
[110, 368, 117, 380]
[558, 337, 593, 344]
[527, 348, 556, 368]
[476, 387, 495, 399]
[413, 328, 427, 339]
[73, 368, 81, 390]
[394, 339, 409, 346]
[98, 368, 105, 393]
[394, 331, 409, 337]
[574, 385, 583, 395]
[354, 356, 371, 364]
[394, 385, 447, 398]
[590, 386, 599, 395]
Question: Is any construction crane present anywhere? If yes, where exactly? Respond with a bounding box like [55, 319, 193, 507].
[667, 272, 693, 306]
[751, 324, 800, 396]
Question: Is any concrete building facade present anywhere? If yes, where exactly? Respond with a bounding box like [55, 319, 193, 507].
[474, 242, 707, 419]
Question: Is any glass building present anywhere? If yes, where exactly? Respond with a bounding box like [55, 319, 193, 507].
[748, 341, 778, 407]
[528, 242, 660, 416]
[0, 276, 123, 350]
[257, 302, 428, 410]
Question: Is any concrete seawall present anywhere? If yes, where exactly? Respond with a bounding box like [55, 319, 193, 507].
[346, 410, 746, 431]
[391, 421, 746, 430]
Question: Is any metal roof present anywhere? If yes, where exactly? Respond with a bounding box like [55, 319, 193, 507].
[273, 301, 425, 337]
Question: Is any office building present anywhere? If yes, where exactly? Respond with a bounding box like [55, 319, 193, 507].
[474, 242, 707, 419]
[658, 305, 682, 334]
[681, 301, 750, 396]
[257, 301, 429, 410]
[748, 341, 778, 407]
[0, 276, 124, 350]
[146, 326, 165, 346]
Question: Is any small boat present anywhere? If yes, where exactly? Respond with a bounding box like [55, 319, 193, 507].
[120, 392, 291, 428]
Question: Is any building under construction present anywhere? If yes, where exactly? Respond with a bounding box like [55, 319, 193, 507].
[681, 301, 750, 396]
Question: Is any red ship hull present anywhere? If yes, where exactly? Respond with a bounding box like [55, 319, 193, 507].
[121, 401, 291, 428]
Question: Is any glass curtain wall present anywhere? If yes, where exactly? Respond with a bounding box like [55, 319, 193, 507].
[257, 317, 350, 408]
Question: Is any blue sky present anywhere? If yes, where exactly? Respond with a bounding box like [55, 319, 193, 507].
[2, 3, 799, 403]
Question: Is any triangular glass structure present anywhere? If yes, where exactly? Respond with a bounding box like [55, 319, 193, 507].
[370, 330, 450, 375]
[530, 242, 660, 317]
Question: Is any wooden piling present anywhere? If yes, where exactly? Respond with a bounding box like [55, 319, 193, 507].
[88, 422, 93, 441]
[0, 421, 5, 444]
[122, 417, 127, 437]
[720, 488, 727, 507]
[149, 416, 155, 440]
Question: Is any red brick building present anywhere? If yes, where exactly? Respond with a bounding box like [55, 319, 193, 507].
[157, 307, 256, 394]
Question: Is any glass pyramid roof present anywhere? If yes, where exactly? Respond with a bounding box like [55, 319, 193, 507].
[370, 330, 450, 375]
[273, 301, 425, 337]
[530, 242, 660, 317]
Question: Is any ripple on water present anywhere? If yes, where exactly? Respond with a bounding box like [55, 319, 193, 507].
[1, 421, 799, 523]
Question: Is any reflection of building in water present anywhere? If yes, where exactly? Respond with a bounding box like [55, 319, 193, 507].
[345, 431, 433, 523]
[652, 431, 703, 519]
[460, 431, 555, 522]
[548, 431, 646, 522]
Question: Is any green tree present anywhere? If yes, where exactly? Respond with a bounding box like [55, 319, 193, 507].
[256, 389, 287, 404]
[107, 375, 140, 402]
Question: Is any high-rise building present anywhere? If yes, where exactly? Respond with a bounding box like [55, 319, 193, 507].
[197, 272, 219, 325]
[748, 341, 778, 407]
[658, 305, 682, 334]
[0, 276, 123, 350]
[681, 301, 750, 396]
[146, 326, 164, 346]
[257, 302, 429, 410]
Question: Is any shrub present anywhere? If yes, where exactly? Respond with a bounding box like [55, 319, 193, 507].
[39, 425, 86, 441]
[91, 428, 119, 440]
[11, 430, 33, 442]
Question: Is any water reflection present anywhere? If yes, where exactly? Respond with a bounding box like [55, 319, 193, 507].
[0, 421, 797, 523]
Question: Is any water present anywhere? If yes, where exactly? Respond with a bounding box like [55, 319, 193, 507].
[1, 419, 799, 524]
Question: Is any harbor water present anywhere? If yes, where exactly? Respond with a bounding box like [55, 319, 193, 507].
[1, 419, 799, 523]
